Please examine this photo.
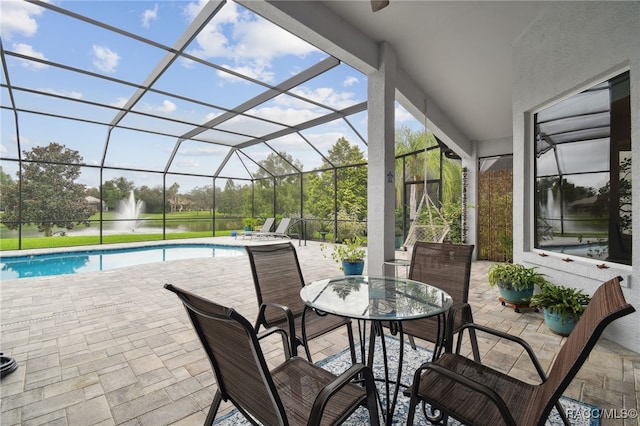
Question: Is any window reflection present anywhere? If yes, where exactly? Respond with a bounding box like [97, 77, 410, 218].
[534, 72, 631, 265]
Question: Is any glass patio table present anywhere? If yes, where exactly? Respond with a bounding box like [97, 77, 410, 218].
[300, 275, 453, 425]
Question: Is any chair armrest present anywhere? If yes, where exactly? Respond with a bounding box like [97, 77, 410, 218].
[456, 323, 547, 381]
[256, 326, 293, 359]
[409, 362, 517, 425]
[255, 302, 297, 357]
[308, 363, 378, 425]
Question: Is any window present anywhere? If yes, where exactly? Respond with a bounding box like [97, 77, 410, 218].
[534, 72, 631, 265]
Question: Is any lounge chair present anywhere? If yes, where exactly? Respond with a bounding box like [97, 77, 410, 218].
[239, 217, 274, 239]
[253, 217, 291, 239]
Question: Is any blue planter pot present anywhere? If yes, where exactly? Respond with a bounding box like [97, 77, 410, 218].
[342, 260, 364, 276]
[395, 236, 404, 249]
[543, 308, 579, 336]
[497, 283, 534, 304]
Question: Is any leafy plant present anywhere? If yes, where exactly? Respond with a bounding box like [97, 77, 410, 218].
[336, 207, 366, 241]
[242, 218, 256, 230]
[488, 263, 548, 291]
[321, 235, 366, 263]
[529, 282, 591, 320]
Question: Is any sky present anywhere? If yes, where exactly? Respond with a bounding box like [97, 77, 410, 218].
[0, 0, 423, 191]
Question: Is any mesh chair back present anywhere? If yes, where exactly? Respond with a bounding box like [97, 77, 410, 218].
[165, 284, 286, 425]
[406, 242, 474, 338]
[530, 276, 635, 424]
[402, 242, 474, 347]
[409, 242, 474, 306]
[246, 242, 307, 325]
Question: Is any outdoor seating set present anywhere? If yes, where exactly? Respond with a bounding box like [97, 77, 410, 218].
[165, 241, 635, 425]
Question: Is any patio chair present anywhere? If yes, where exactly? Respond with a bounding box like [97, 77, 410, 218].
[242, 217, 274, 239]
[253, 217, 292, 239]
[400, 242, 478, 360]
[406, 276, 635, 426]
[164, 283, 380, 426]
[246, 242, 357, 363]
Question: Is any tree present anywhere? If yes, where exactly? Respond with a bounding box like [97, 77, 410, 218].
[217, 179, 244, 215]
[166, 182, 180, 213]
[306, 137, 368, 220]
[0, 167, 14, 212]
[136, 185, 164, 214]
[1, 142, 93, 236]
[394, 126, 462, 206]
[253, 152, 302, 216]
[188, 185, 214, 212]
[102, 177, 134, 210]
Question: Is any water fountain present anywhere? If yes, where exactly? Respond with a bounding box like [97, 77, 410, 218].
[544, 187, 562, 232]
[114, 191, 145, 232]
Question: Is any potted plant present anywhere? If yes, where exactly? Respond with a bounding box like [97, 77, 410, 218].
[529, 282, 591, 336]
[488, 263, 548, 306]
[321, 236, 366, 275]
[242, 218, 255, 231]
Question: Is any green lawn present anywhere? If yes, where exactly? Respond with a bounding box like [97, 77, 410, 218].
[0, 230, 234, 251]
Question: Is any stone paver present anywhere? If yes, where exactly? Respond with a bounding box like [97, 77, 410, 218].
[1, 238, 638, 425]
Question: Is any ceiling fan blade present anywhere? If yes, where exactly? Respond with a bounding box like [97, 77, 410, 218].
[371, 0, 389, 12]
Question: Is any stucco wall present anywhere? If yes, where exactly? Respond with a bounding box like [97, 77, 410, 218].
[512, 2, 640, 353]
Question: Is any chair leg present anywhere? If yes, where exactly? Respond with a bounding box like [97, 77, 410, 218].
[408, 335, 418, 350]
[406, 393, 419, 425]
[346, 322, 357, 364]
[205, 389, 223, 425]
[555, 400, 571, 426]
[299, 336, 314, 362]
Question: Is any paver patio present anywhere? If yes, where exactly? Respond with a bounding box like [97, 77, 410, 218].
[1, 238, 639, 425]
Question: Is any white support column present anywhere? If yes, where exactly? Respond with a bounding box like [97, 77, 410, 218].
[367, 42, 397, 275]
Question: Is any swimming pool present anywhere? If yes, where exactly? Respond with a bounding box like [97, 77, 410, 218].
[0, 243, 245, 280]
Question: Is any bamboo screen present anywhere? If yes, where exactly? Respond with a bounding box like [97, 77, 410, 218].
[478, 157, 513, 261]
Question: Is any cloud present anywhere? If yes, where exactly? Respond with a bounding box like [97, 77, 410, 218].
[183, 1, 319, 83]
[204, 111, 222, 122]
[110, 97, 129, 108]
[0, 1, 43, 40]
[155, 100, 177, 114]
[344, 76, 359, 87]
[12, 43, 48, 69]
[40, 88, 83, 99]
[142, 4, 159, 29]
[176, 142, 228, 159]
[137, 100, 177, 115]
[290, 86, 356, 110]
[250, 106, 321, 126]
[92, 45, 120, 73]
[216, 63, 274, 83]
[395, 104, 415, 123]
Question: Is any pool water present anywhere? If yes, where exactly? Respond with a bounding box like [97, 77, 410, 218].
[0, 244, 245, 280]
